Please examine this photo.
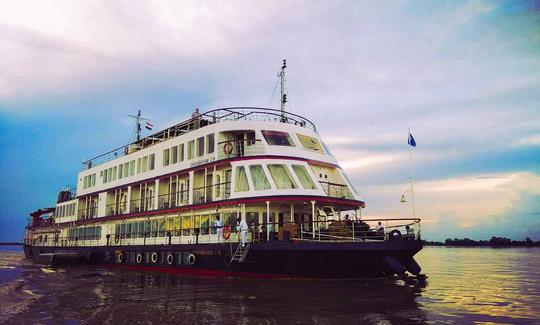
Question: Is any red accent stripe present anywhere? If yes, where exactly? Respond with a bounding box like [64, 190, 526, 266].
[108, 263, 302, 279]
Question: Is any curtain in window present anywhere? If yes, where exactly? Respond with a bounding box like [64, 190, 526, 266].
[249, 165, 271, 190]
[268, 164, 297, 189]
[235, 166, 250, 192]
[292, 165, 317, 189]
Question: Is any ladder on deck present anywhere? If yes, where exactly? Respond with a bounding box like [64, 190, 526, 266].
[231, 243, 250, 263]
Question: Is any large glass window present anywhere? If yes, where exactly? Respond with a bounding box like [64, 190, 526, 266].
[179, 144, 185, 162]
[171, 146, 178, 164]
[234, 166, 250, 192]
[197, 137, 204, 157]
[262, 130, 295, 146]
[296, 134, 324, 153]
[188, 140, 195, 159]
[292, 165, 317, 189]
[268, 164, 297, 189]
[249, 165, 271, 190]
[206, 134, 215, 154]
[163, 148, 170, 166]
[149, 154, 155, 170]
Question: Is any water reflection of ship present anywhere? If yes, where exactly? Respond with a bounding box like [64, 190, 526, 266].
[23, 61, 424, 279]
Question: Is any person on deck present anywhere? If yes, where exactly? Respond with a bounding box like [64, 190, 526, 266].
[375, 221, 385, 238]
[239, 218, 249, 247]
[215, 215, 223, 243]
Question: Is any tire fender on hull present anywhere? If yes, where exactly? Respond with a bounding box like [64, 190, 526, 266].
[404, 257, 421, 275]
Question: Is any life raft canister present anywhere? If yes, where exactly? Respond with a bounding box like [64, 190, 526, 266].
[222, 226, 231, 240]
[151, 252, 158, 263]
[223, 142, 233, 155]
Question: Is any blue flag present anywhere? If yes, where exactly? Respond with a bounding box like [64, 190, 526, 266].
[408, 132, 416, 147]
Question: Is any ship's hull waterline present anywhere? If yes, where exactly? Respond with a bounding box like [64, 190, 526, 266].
[24, 239, 422, 278]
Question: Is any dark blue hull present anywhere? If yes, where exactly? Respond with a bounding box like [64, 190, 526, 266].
[24, 239, 423, 278]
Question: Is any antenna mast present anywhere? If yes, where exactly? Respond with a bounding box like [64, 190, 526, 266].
[279, 59, 287, 119]
[128, 110, 150, 141]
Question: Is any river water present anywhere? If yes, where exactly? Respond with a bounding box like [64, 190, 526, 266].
[1, 246, 539, 324]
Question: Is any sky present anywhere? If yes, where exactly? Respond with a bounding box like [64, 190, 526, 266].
[0, 0, 539, 242]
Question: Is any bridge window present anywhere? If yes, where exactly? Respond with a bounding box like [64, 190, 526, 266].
[171, 146, 178, 164]
[262, 130, 295, 146]
[163, 148, 170, 166]
[235, 166, 250, 192]
[206, 134, 215, 154]
[292, 165, 317, 189]
[188, 140, 195, 159]
[197, 137, 205, 157]
[179, 144, 185, 161]
[268, 164, 297, 189]
[296, 134, 324, 153]
[249, 165, 271, 190]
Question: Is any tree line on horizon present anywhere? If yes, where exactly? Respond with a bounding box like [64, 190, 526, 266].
[424, 237, 539, 247]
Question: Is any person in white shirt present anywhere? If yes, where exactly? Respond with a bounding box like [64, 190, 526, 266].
[238, 217, 249, 247]
[214, 215, 223, 243]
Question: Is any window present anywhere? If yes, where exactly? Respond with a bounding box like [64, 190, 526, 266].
[188, 140, 195, 159]
[113, 167, 117, 180]
[142, 156, 148, 172]
[107, 168, 112, 183]
[118, 164, 123, 179]
[206, 134, 215, 154]
[234, 166, 250, 192]
[171, 146, 178, 164]
[292, 165, 317, 189]
[137, 158, 141, 174]
[129, 161, 135, 176]
[268, 164, 297, 189]
[163, 149, 170, 166]
[249, 165, 271, 190]
[296, 134, 324, 153]
[262, 130, 295, 146]
[123, 163, 129, 178]
[149, 154, 155, 170]
[179, 144, 184, 162]
[197, 137, 204, 157]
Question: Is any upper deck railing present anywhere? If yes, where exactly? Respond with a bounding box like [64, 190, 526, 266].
[82, 107, 316, 171]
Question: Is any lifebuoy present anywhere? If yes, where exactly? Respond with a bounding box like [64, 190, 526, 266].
[223, 226, 231, 240]
[187, 253, 196, 266]
[167, 254, 174, 265]
[223, 142, 233, 155]
[124, 146, 129, 155]
[151, 252, 158, 263]
[116, 252, 123, 263]
[136, 253, 142, 264]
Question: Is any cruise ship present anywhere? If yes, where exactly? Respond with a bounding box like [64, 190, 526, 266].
[24, 62, 423, 278]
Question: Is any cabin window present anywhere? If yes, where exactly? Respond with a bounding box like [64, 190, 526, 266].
[107, 168, 113, 183]
[174, 217, 181, 236]
[144, 220, 151, 237]
[158, 219, 166, 237]
[118, 164, 123, 179]
[151, 220, 158, 237]
[197, 137, 204, 157]
[103, 170, 108, 184]
[137, 158, 142, 174]
[262, 130, 295, 146]
[129, 161, 135, 176]
[200, 215, 210, 235]
[142, 156, 148, 172]
[249, 165, 271, 190]
[296, 134, 324, 153]
[206, 134, 215, 154]
[113, 167, 117, 181]
[268, 164, 297, 189]
[138, 221, 145, 238]
[182, 216, 192, 236]
[149, 154, 155, 170]
[234, 166, 250, 192]
[171, 146, 178, 164]
[163, 148, 170, 166]
[292, 165, 317, 189]
[179, 144, 185, 162]
[188, 140, 195, 159]
[123, 163, 129, 178]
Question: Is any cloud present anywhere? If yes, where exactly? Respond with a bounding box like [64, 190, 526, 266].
[513, 134, 540, 147]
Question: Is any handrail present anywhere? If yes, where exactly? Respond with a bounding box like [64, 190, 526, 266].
[81, 107, 316, 170]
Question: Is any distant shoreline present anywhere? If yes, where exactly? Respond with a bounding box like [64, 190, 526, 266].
[423, 237, 540, 247]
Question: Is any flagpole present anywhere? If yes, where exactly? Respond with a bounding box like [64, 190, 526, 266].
[408, 128, 416, 218]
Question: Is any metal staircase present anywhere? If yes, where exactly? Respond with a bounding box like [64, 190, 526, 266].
[231, 243, 250, 263]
